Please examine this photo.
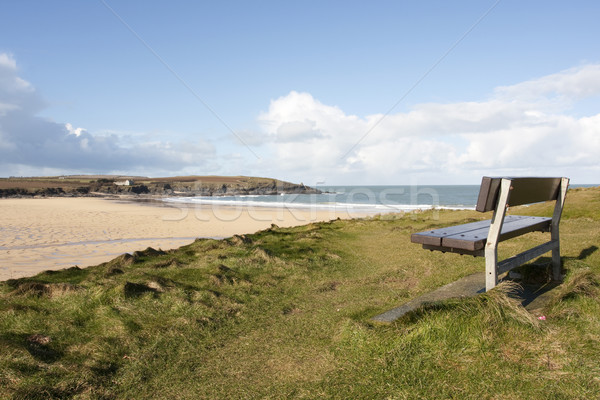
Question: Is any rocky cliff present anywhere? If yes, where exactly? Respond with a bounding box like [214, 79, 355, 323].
[0, 176, 321, 198]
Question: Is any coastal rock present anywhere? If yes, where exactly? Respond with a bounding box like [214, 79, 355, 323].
[0, 176, 322, 198]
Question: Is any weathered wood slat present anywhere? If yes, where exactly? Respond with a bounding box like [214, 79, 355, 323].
[476, 177, 562, 212]
[497, 240, 558, 274]
[442, 216, 551, 251]
[410, 219, 493, 247]
[411, 215, 551, 251]
[475, 177, 501, 213]
[422, 244, 484, 257]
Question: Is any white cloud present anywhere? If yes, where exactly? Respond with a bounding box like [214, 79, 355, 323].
[495, 64, 600, 101]
[275, 120, 325, 143]
[254, 65, 600, 184]
[0, 53, 17, 69]
[0, 53, 216, 176]
[65, 123, 84, 137]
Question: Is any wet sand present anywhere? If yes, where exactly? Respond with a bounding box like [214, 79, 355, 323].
[0, 197, 363, 281]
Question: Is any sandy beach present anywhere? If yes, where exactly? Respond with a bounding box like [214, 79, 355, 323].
[0, 197, 363, 281]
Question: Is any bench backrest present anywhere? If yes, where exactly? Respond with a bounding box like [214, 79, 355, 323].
[476, 177, 565, 212]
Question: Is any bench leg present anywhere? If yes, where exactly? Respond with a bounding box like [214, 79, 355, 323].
[484, 178, 511, 292]
[550, 177, 568, 282]
[485, 247, 498, 291]
[551, 242, 561, 281]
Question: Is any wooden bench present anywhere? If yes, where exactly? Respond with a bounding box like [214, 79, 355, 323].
[411, 177, 569, 291]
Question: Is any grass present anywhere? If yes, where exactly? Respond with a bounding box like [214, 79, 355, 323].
[1, 187, 599, 399]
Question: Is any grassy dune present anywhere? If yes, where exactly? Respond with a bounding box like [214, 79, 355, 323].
[1, 187, 599, 399]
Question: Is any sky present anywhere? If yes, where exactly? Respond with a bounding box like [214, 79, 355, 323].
[1, 1, 599, 185]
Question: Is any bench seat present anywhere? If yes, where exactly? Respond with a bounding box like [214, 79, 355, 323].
[411, 215, 551, 253]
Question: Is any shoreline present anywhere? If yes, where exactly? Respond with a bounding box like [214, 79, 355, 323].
[0, 196, 369, 281]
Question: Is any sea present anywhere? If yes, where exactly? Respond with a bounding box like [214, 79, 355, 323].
[161, 184, 597, 215]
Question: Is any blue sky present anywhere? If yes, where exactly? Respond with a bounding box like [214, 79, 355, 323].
[1, 1, 599, 184]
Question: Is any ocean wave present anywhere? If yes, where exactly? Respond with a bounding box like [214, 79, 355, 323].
[161, 196, 474, 213]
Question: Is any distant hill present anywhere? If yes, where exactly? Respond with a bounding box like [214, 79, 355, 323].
[0, 175, 321, 198]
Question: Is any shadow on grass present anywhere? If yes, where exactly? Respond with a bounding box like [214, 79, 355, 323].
[26, 343, 63, 364]
[12, 383, 84, 400]
[123, 281, 160, 298]
[516, 281, 560, 309]
[577, 245, 598, 261]
[506, 245, 598, 308]
[0, 332, 64, 364]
